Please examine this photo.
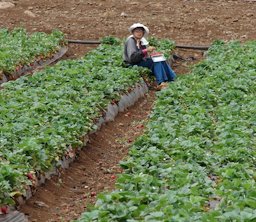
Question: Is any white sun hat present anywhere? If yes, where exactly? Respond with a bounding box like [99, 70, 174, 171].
[128, 23, 149, 37]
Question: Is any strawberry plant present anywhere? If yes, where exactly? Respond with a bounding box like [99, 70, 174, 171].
[148, 36, 175, 59]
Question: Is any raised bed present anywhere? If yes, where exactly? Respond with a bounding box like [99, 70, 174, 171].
[0, 28, 66, 85]
[0, 46, 68, 85]
[15, 80, 148, 203]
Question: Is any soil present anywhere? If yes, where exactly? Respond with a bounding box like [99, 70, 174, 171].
[0, 0, 255, 221]
[0, 0, 255, 58]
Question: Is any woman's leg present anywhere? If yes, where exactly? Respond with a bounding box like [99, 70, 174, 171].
[136, 59, 175, 85]
[153, 62, 167, 84]
[161, 61, 176, 81]
[137, 59, 164, 84]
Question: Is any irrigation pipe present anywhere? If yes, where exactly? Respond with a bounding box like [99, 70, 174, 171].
[68, 39, 101, 45]
[67, 39, 210, 50]
[175, 45, 209, 50]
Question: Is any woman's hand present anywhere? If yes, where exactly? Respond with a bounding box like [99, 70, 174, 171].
[147, 46, 156, 53]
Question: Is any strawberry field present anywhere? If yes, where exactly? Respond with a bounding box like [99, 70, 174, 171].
[0, 1, 255, 220]
[77, 40, 256, 221]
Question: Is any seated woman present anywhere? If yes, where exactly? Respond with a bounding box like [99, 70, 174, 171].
[123, 23, 176, 90]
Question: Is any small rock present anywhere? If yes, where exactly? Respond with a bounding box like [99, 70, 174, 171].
[34, 201, 49, 208]
[0, 2, 15, 9]
[121, 12, 128, 17]
[224, 16, 232, 19]
[24, 10, 36, 17]
[207, 30, 212, 37]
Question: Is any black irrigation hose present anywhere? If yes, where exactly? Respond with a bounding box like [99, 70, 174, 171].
[175, 45, 209, 50]
[67, 39, 210, 50]
[68, 39, 101, 44]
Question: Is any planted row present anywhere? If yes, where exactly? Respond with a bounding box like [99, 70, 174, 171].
[0, 37, 172, 207]
[0, 28, 65, 75]
[77, 40, 256, 221]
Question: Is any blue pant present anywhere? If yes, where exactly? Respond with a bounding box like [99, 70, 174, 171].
[137, 58, 176, 84]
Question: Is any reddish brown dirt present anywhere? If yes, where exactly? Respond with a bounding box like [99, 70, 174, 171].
[0, 0, 255, 221]
[0, 0, 255, 58]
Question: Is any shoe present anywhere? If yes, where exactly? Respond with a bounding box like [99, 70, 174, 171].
[155, 82, 168, 91]
[162, 82, 169, 87]
[159, 82, 168, 90]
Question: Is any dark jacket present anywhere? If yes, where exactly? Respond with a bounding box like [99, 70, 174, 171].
[123, 37, 146, 65]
